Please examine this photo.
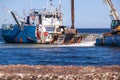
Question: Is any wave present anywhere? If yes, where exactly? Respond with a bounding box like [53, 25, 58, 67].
[57, 41, 96, 47]
[0, 41, 96, 49]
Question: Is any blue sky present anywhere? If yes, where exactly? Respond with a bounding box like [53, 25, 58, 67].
[0, 0, 120, 28]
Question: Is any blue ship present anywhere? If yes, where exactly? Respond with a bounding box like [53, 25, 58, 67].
[2, 0, 63, 43]
[2, 0, 84, 44]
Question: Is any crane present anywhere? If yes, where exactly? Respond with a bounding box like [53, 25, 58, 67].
[104, 0, 120, 20]
[104, 0, 120, 30]
[3, 7, 22, 29]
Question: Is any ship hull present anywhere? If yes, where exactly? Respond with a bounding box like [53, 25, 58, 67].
[2, 25, 37, 43]
[96, 35, 120, 46]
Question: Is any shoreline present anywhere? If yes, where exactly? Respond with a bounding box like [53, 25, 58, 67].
[0, 65, 119, 80]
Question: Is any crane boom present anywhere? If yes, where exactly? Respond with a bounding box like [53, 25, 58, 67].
[3, 7, 21, 28]
[104, 0, 120, 20]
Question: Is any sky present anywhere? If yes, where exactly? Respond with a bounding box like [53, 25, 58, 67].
[0, 0, 120, 28]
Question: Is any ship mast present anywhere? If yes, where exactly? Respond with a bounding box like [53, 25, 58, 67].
[30, 0, 33, 9]
[104, 0, 120, 20]
[50, 0, 53, 12]
[59, 0, 62, 11]
[71, 0, 75, 29]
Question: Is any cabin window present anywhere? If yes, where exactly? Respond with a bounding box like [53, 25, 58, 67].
[45, 15, 59, 18]
[111, 20, 120, 29]
[39, 15, 42, 24]
[45, 15, 53, 18]
[46, 27, 54, 32]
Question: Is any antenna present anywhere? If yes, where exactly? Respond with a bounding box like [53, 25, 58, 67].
[23, 9, 26, 18]
[50, 0, 53, 7]
[30, 0, 33, 9]
[49, 0, 54, 12]
[46, 0, 49, 8]
[59, 0, 62, 11]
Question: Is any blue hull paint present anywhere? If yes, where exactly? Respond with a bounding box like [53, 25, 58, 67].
[2, 25, 37, 43]
[96, 35, 120, 46]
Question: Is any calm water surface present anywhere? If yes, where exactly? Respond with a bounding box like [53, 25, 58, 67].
[0, 28, 120, 66]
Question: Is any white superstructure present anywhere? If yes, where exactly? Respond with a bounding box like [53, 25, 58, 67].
[28, 0, 63, 34]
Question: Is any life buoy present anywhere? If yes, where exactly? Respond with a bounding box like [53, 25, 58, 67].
[44, 31, 48, 36]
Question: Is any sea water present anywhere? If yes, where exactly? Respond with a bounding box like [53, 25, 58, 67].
[0, 28, 120, 66]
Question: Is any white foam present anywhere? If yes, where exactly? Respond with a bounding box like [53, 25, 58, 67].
[57, 41, 96, 47]
[0, 41, 96, 49]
